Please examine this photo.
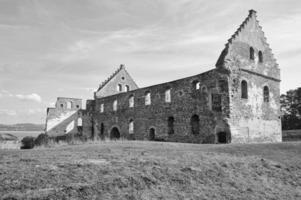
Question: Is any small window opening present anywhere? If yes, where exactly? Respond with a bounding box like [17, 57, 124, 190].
[258, 51, 263, 63]
[190, 115, 200, 135]
[129, 95, 134, 108]
[67, 101, 72, 109]
[77, 118, 83, 127]
[192, 80, 201, 90]
[149, 128, 155, 141]
[129, 119, 134, 134]
[100, 103, 104, 113]
[77, 118, 83, 134]
[201, 86, 207, 93]
[145, 91, 151, 105]
[168, 116, 175, 135]
[211, 94, 222, 112]
[117, 84, 122, 92]
[113, 100, 118, 111]
[263, 86, 269, 102]
[125, 85, 130, 92]
[99, 123, 105, 138]
[165, 89, 171, 103]
[60, 104, 64, 108]
[241, 80, 248, 99]
[250, 47, 255, 60]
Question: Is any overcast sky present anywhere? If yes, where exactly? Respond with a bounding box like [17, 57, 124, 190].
[0, 0, 300, 124]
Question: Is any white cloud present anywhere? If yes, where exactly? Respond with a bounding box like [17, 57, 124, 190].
[0, 109, 17, 116]
[15, 93, 42, 103]
[27, 108, 43, 115]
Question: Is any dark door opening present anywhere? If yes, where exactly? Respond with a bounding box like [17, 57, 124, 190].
[217, 132, 227, 143]
[168, 116, 175, 135]
[149, 128, 155, 141]
[110, 127, 120, 139]
[190, 114, 200, 135]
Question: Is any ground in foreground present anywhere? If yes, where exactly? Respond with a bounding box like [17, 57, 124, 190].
[0, 141, 301, 200]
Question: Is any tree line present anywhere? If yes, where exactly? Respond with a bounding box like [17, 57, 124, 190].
[281, 87, 301, 130]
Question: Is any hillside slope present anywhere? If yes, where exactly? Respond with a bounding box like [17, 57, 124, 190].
[0, 123, 44, 131]
[0, 142, 300, 200]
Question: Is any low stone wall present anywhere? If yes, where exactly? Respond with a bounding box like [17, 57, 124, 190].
[282, 130, 301, 141]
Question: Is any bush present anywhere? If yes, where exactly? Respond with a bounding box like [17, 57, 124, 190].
[34, 133, 49, 146]
[21, 136, 35, 149]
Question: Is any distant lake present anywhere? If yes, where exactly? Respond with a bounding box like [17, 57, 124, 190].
[0, 131, 42, 140]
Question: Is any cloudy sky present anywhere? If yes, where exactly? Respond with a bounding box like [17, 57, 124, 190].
[0, 0, 300, 124]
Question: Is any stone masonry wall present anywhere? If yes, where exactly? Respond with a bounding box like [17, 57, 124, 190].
[46, 97, 83, 137]
[87, 69, 230, 143]
[218, 10, 282, 143]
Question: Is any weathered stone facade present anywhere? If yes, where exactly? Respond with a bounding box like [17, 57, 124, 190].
[46, 97, 82, 137]
[45, 10, 282, 143]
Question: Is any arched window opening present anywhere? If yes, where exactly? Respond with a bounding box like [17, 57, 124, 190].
[263, 86, 270, 102]
[165, 89, 171, 103]
[145, 91, 151, 105]
[77, 118, 82, 126]
[250, 47, 254, 60]
[117, 84, 122, 92]
[241, 80, 248, 99]
[258, 51, 263, 63]
[192, 80, 201, 90]
[168, 116, 175, 135]
[129, 95, 134, 108]
[129, 119, 134, 134]
[100, 103, 104, 113]
[77, 117, 83, 134]
[67, 101, 72, 109]
[113, 100, 118, 111]
[110, 127, 120, 139]
[149, 128, 155, 141]
[201, 85, 207, 93]
[125, 85, 130, 92]
[190, 115, 200, 135]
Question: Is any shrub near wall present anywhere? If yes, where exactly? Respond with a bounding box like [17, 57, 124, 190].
[21, 136, 35, 149]
[34, 133, 49, 147]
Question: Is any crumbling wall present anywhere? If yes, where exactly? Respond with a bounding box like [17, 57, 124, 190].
[45, 97, 83, 137]
[89, 69, 230, 143]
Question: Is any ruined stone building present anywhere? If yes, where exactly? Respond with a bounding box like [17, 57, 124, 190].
[45, 10, 282, 143]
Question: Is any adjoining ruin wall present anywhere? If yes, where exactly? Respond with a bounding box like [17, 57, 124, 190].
[88, 69, 231, 143]
[45, 97, 83, 137]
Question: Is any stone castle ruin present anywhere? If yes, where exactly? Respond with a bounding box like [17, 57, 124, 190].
[45, 10, 282, 143]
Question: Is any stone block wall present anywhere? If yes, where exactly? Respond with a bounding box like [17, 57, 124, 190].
[45, 97, 83, 137]
[87, 69, 231, 143]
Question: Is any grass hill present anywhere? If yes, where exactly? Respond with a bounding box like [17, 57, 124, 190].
[0, 123, 44, 131]
[0, 141, 300, 200]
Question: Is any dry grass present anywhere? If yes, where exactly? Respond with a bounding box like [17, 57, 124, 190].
[0, 141, 301, 200]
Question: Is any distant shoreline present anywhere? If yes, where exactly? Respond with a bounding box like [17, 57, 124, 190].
[0, 130, 42, 140]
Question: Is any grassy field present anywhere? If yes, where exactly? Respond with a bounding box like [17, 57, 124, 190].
[0, 141, 300, 200]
